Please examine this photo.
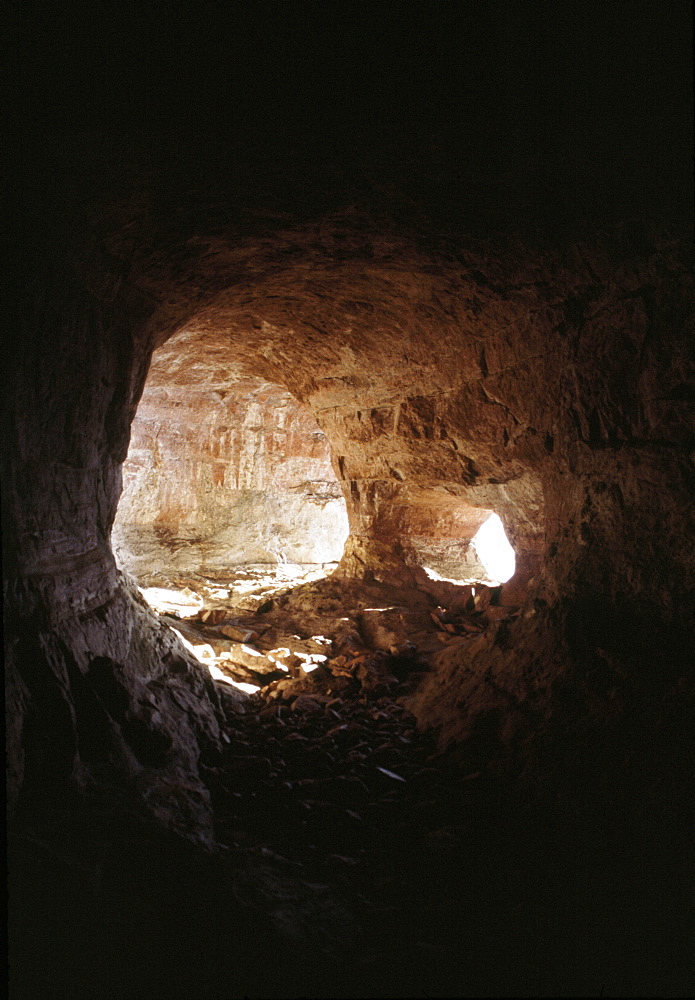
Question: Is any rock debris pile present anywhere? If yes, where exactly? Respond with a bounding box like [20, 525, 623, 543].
[141, 568, 516, 709]
[127, 570, 541, 995]
[56, 567, 683, 999]
[142, 564, 515, 736]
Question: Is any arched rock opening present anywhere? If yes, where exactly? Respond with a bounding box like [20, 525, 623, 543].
[144, 271, 548, 607]
[113, 335, 349, 585]
[115, 322, 521, 602]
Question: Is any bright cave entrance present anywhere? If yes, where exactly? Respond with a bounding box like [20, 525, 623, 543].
[385, 486, 517, 589]
[113, 358, 350, 625]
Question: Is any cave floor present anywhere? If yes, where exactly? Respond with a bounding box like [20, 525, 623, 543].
[134, 564, 505, 703]
[8, 571, 694, 999]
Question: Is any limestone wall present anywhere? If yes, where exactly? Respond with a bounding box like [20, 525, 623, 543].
[113, 378, 348, 577]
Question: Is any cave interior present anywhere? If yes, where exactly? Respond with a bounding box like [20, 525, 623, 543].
[5, 4, 695, 998]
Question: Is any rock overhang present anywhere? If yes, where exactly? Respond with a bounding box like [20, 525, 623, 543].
[4, 110, 693, 840]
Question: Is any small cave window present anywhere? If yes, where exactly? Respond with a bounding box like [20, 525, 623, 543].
[112, 361, 349, 605]
[392, 492, 516, 587]
[467, 512, 516, 584]
[420, 512, 516, 586]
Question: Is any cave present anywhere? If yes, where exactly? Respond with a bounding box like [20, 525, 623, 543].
[6, 5, 694, 998]
[114, 325, 516, 605]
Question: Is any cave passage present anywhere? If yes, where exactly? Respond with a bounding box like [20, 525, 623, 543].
[111, 338, 520, 707]
[113, 335, 518, 617]
[7, 5, 694, 996]
[113, 358, 350, 604]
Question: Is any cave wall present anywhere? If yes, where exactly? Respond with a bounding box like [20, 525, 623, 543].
[3, 268, 226, 836]
[113, 369, 348, 578]
[5, 132, 694, 832]
[137, 234, 692, 632]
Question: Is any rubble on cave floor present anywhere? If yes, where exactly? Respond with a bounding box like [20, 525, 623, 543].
[13, 571, 691, 997]
[123, 569, 692, 998]
[136, 565, 519, 704]
[125, 568, 530, 982]
[201, 679, 500, 993]
[145, 568, 522, 991]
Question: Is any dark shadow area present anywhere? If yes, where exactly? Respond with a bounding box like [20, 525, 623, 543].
[6, 4, 694, 998]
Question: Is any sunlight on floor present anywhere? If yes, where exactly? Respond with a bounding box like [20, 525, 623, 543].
[139, 587, 204, 616]
[229, 563, 338, 595]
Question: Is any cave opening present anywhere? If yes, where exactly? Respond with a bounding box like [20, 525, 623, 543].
[108, 325, 523, 706]
[421, 511, 516, 586]
[112, 339, 350, 613]
[374, 484, 519, 590]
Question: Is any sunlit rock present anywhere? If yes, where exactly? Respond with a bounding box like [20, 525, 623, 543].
[114, 370, 349, 578]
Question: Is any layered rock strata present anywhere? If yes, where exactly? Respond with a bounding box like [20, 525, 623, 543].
[113, 371, 348, 577]
[5, 134, 694, 837]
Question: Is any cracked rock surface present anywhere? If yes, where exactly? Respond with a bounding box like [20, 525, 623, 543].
[6, 9, 694, 993]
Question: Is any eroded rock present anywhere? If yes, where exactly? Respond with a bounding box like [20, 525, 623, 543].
[4, 115, 693, 853]
[113, 375, 349, 577]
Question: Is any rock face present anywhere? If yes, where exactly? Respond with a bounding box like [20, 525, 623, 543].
[113, 359, 349, 577]
[4, 125, 694, 839]
[6, 10, 693, 996]
[114, 326, 510, 587]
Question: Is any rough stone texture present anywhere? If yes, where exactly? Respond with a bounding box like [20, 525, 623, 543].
[1, 270, 232, 837]
[6, 8, 694, 996]
[113, 361, 348, 576]
[5, 123, 694, 835]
